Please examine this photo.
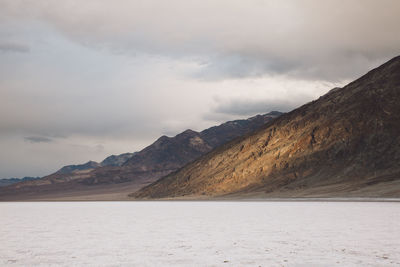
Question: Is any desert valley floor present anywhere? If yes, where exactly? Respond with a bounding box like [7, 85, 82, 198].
[1, 201, 399, 266]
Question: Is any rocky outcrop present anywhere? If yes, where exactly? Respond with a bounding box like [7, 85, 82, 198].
[134, 55, 400, 199]
[100, 153, 135, 167]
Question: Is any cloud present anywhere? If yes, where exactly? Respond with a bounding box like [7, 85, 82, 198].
[24, 136, 53, 143]
[0, 42, 29, 53]
[204, 95, 312, 122]
[1, 0, 399, 81]
[212, 99, 298, 117]
[202, 75, 341, 120]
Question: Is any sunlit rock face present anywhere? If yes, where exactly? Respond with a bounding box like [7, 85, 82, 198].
[134, 56, 400, 199]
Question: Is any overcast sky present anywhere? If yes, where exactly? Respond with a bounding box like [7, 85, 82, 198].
[0, 0, 399, 178]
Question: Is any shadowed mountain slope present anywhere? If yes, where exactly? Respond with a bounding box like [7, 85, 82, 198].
[134, 56, 400, 199]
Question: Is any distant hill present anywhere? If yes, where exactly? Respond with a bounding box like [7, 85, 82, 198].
[55, 153, 136, 175]
[134, 55, 400, 199]
[0, 177, 40, 187]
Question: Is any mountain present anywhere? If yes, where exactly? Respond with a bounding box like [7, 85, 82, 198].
[0, 177, 40, 187]
[100, 153, 135, 167]
[56, 161, 101, 174]
[134, 55, 400, 199]
[0, 112, 281, 200]
[55, 153, 135, 175]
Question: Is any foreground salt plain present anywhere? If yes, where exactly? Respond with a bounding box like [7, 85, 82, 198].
[1, 201, 399, 266]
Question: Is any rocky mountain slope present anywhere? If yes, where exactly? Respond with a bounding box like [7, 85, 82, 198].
[0, 112, 281, 200]
[134, 55, 400, 199]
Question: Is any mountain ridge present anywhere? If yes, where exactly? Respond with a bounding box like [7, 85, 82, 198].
[0, 112, 282, 200]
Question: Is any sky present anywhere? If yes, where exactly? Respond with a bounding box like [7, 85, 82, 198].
[0, 0, 399, 178]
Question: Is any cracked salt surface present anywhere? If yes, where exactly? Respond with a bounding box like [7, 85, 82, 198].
[1, 201, 399, 266]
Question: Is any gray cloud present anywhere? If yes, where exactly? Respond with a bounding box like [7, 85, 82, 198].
[2, 0, 398, 81]
[192, 54, 296, 81]
[24, 136, 53, 143]
[205, 97, 310, 121]
[0, 42, 29, 53]
[214, 99, 296, 117]
[193, 52, 390, 82]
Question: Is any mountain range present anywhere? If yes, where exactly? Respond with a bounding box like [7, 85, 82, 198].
[0, 112, 281, 200]
[133, 55, 400, 199]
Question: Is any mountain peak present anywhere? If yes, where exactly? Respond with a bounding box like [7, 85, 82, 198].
[56, 161, 100, 174]
[100, 153, 135, 167]
[265, 111, 283, 116]
[179, 129, 198, 136]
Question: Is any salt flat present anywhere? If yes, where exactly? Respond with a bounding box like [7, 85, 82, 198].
[1, 201, 399, 266]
